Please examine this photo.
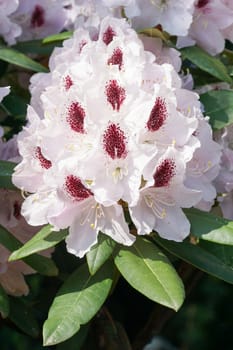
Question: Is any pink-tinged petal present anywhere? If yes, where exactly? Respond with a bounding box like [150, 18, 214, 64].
[218, 193, 233, 220]
[101, 205, 135, 245]
[21, 191, 65, 226]
[129, 197, 157, 236]
[155, 206, 190, 241]
[66, 217, 99, 259]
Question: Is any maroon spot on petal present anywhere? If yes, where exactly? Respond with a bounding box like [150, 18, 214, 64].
[64, 75, 73, 90]
[103, 123, 127, 159]
[35, 146, 52, 169]
[105, 80, 125, 111]
[153, 159, 176, 187]
[31, 5, 45, 28]
[196, 0, 209, 8]
[79, 40, 87, 52]
[107, 47, 123, 70]
[103, 26, 116, 45]
[13, 201, 21, 220]
[66, 102, 86, 133]
[147, 97, 167, 132]
[65, 175, 92, 201]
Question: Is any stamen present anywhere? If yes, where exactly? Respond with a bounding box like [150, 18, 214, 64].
[144, 194, 166, 219]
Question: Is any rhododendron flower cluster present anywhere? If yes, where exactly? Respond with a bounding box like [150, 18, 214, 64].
[13, 17, 221, 258]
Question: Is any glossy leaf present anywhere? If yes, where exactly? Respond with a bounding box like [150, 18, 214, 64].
[200, 90, 233, 129]
[0, 225, 58, 276]
[56, 324, 90, 350]
[185, 208, 233, 245]
[9, 297, 39, 337]
[0, 285, 9, 318]
[56, 324, 89, 350]
[86, 233, 116, 275]
[0, 225, 21, 251]
[200, 240, 233, 268]
[13, 39, 59, 55]
[114, 237, 185, 311]
[9, 226, 68, 261]
[0, 46, 48, 72]
[181, 46, 232, 84]
[154, 236, 233, 284]
[43, 261, 115, 346]
[24, 253, 58, 276]
[43, 31, 73, 44]
[0, 160, 17, 189]
[2, 92, 28, 117]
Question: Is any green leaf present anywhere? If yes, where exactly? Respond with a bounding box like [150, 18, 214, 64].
[2, 92, 28, 117]
[0, 160, 17, 189]
[185, 208, 233, 245]
[0, 46, 48, 72]
[43, 31, 73, 44]
[139, 28, 170, 43]
[0, 225, 21, 251]
[114, 237, 185, 311]
[13, 39, 60, 55]
[94, 314, 132, 350]
[180, 46, 232, 84]
[0, 225, 58, 276]
[56, 324, 90, 350]
[9, 226, 68, 261]
[24, 253, 58, 277]
[0, 285, 9, 318]
[154, 236, 233, 284]
[86, 233, 116, 275]
[200, 90, 233, 129]
[200, 240, 233, 268]
[43, 260, 115, 346]
[9, 297, 39, 337]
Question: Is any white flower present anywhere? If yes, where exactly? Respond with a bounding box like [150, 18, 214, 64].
[0, 0, 21, 45]
[129, 147, 201, 241]
[11, 0, 67, 41]
[125, 0, 195, 36]
[13, 16, 216, 256]
[177, 0, 233, 55]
